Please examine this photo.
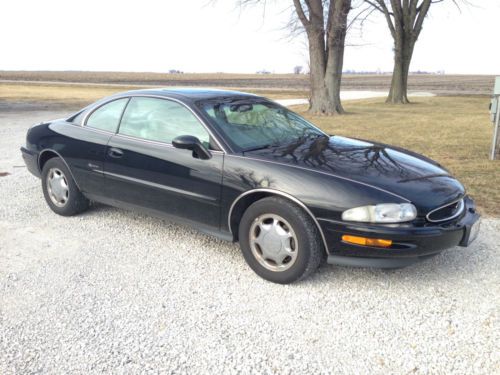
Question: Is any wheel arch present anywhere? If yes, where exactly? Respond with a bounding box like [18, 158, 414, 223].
[227, 188, 329, 255]
[38, 149, 81, 190]
[38, 149, 60, 172]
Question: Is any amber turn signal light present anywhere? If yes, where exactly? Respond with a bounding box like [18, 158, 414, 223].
[342, 235, 393, 248]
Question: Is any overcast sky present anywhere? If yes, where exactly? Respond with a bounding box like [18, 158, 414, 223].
[1, 0, 499, 74]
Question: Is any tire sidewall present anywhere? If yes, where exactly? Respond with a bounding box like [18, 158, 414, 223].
[239, 197, 321, 284]
[41, 158, 86, 216]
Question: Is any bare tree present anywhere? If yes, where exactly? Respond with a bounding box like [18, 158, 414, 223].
[364, 0, 445, 104]
[293, 0, 352, 114]
[236, 0, 352, 115]
[293, 65, 303, 74]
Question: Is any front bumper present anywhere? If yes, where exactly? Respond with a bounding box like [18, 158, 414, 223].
[20, 147, 40, 178]
[319, 196, 480, 268]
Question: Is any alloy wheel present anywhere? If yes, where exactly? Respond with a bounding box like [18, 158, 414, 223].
[46, 167, 69, 207]
[249, 213, 298, 272]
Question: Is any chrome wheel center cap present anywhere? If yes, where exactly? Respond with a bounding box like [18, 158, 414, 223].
[50, 176, 65, 198]
[260, 230, 283, 256]
[249, 213, 298, 272]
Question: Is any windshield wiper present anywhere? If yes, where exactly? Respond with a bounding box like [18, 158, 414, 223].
[242, 143, 277, 153]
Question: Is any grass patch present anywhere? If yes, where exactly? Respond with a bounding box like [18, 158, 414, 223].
[296, 96, 499, 216]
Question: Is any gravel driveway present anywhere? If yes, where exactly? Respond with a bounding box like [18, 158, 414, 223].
[1, 110, 499, 374]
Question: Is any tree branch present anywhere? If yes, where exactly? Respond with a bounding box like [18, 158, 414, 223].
[413, 0, 431, 37]
[372, 0, 397, 38]
[293, 0, 310, 27]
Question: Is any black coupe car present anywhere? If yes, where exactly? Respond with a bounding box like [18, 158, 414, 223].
[21, 89, 481, 283]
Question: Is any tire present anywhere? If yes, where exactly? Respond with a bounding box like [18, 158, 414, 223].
[41, 157, 90, 216]
[238, 196, 323, 284]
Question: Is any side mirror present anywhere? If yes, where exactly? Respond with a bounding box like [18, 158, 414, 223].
[172, 135, 212, 160]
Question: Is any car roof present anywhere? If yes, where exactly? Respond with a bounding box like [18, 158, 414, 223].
[121, 88, 260, 101]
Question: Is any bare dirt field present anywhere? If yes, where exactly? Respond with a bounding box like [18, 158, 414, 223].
[0, 71, 495, 96]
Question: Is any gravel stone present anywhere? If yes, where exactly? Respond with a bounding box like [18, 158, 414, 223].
[0, 110, 499, 374]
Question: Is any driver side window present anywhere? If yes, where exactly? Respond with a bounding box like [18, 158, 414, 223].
[118, 97, 210, 146]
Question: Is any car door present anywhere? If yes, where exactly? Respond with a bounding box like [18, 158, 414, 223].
[64, 98, 130, 195]
[103, 96, 224, 230]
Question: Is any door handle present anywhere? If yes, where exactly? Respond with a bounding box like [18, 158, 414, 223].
[108, 147, 124, 158]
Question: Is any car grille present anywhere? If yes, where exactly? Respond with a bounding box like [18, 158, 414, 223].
[426, 199, 465, 222]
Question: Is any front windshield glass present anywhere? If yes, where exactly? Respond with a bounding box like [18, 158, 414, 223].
[198, 98, 325, 151]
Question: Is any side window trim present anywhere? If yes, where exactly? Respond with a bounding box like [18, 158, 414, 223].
[82, 97, 130, 133]
[112, 132, 224, 155]
[116, 97, 131, 134]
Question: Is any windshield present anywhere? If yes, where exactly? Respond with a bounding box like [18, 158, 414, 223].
[198, 98, 326, 152]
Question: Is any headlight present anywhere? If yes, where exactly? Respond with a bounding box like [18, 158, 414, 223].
[342, 203, 417, 223]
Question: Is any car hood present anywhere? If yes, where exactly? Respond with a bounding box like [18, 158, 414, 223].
[244, 135, 465, 213]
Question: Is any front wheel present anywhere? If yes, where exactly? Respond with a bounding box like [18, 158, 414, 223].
[238, 197, 324, 284]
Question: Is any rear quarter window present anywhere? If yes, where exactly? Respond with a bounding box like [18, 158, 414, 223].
[86, 98, 129, 132]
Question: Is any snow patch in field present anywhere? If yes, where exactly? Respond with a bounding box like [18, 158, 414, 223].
[276, 90, 435, 106]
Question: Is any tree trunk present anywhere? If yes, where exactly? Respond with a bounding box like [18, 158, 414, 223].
[324, 0, 350, 114]
[292, 0, 350, 115]
[324, 45, 345, 113]
[371, 0, 433, 105]
[387, 38, 414, 104]
[307, 31, 335, 115]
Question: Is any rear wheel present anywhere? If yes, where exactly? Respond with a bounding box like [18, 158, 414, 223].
[41, 157, 90, 216]
[238, 196, 323, 284]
